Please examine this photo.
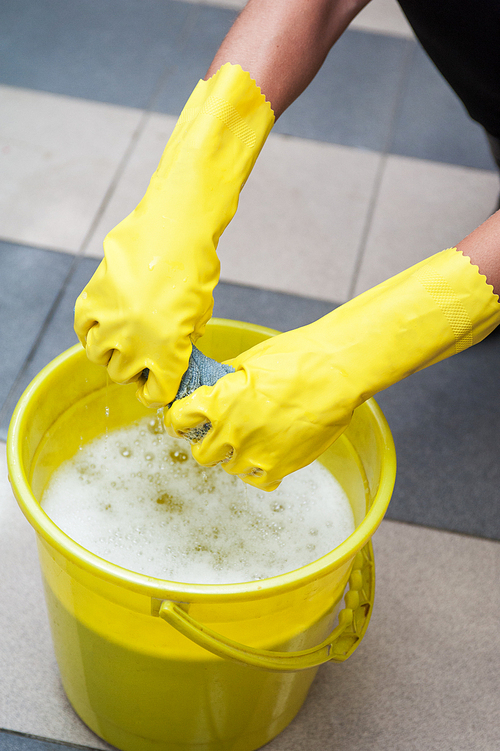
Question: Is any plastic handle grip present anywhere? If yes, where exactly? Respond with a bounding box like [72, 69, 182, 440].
[158, 541, 374, 672]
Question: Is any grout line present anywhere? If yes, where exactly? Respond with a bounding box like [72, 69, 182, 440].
[0, 727, 103, 750]
[0, 6, 205, 431]
[0, 110, 153, 429]
[73, 1, 202, 261]
[346, 150, 388, 300]
[75, 107, 153, 258]
[380, 516, 500, 545]
[346, 38, 416, 299]
[0, 254, 82, 431]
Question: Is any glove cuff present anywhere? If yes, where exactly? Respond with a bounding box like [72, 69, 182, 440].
[412, 247, 500, 351]
[179, 63, 275, 155]
[141, 64, 274, 263]
[300, 247, 500, 405]
[157, 63, 275, 181]
[359, 247, 500, 396]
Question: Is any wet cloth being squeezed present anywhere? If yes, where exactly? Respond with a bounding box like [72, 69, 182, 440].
[174, 345, 234, 401]
[170, 345, 234, 441]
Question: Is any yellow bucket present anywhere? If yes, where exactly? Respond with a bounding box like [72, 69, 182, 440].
[7, 319, 396, 751]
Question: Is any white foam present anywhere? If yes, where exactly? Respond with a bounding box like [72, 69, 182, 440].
[41, 416, 355, 584]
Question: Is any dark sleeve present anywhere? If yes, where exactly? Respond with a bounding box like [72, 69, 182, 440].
[397, 0, 500, 138]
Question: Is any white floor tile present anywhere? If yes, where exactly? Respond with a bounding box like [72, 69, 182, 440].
[2, 435, 499, 750]
[218, 137, 380, 302]
[353, 154, 500, 295]
[351, 0, 414, 37]
[181, 0, 414, 38]
[84, 112, 178, 258]
[272, 521, 500, 751]
[0, 86, 143, 254]
[186, 0, 246, 8]
[0, 441, 111, 748]
[86, 114, 381, 303]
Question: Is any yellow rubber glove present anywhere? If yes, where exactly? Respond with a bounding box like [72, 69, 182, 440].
[165, 248, 500, 490]
[74, 64, 274, 407]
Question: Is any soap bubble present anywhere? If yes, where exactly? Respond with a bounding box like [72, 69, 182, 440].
[41, 416, 355, 584]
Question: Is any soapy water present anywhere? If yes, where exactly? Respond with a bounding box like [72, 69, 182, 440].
[41, 415, 355, 584]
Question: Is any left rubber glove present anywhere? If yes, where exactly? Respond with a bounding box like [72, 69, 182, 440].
[165, 248, 500, 490]
[74, 64, 274, 407]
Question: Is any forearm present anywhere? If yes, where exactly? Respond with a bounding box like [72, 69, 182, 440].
[457, 209, 500, 295]
[205, 0, 371, 117]
[167, 243, 500, 488]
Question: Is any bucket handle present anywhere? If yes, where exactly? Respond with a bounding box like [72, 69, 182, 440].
[158, 541, 374, 672]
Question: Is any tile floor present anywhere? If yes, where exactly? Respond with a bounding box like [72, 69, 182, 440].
[1, 0, 499, 749]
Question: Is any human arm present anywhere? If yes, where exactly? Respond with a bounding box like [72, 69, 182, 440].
[457, 210, 500, 295]
[165, 214, 500, 490]
[205, 0, 372, 117]
[74, 0, 371, 405]
[74, 64, 274, 406]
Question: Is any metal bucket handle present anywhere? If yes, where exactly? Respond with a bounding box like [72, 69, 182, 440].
[158, 541, 374, 672]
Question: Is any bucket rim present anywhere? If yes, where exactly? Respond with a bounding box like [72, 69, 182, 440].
[7, 326, 396, 602]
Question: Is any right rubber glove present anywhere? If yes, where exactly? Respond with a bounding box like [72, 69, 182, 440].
[165, 248, 500, 490]
[74, 64, 274, 407]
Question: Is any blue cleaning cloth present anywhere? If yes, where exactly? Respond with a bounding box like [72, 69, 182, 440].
[170, 345, 234, 441]
[174, 345, 234, 402]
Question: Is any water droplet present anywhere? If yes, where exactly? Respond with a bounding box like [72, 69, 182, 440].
[148, 415, 165, 435]
[170, 449, 188, 463]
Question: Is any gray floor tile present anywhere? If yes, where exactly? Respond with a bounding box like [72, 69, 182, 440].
[0, 0, 192, 109]
[153, 4, 237, 114]
[0, 731, 100, 750]
[1, 0, 406, 153]
[0, 252, 336, 440]
[377, 323, 500, 539]
[274, 30, 409, 152]
[21, 257, 100, 369]
[0, 255, 99, 440]
[0, 243, 73, 420]
[213, 281, 337, 332]
[390, 43, 497, 170]
[2, 1, 494, 174]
